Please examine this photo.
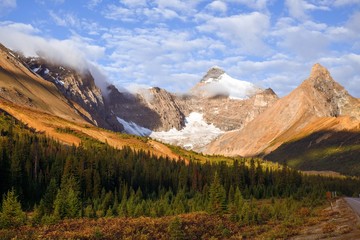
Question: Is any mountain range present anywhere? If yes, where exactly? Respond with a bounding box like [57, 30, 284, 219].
[1, 43, 359, 175]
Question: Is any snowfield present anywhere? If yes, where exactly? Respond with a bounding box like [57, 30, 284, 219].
[150, 112, 223, 150]
[117, 112, 224, 150]
[116, 117, 152, 136]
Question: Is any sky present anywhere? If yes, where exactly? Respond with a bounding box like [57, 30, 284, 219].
[0, 0, 360, 97]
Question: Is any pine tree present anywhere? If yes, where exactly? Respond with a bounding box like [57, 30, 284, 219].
[53, 176, 81, 219]
[0, 188, 26, 228]
[208, 172, 226, 215]
[42, 178, 57, 215]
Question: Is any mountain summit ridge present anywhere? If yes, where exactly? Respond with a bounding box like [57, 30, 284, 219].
[309, 63, 332, 81]
[204, 63, 360, 156]
[200, 66, 226, 83]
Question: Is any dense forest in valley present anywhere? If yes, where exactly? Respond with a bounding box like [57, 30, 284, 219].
[1, 111, 360, 238]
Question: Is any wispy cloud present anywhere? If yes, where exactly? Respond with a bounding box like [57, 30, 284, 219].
[198, 12, 270, 55]
[285, 0, 330, 20]
[0, 0, 359, 98]
[0, 0, 16, 16]
[0, 21, 107, 90]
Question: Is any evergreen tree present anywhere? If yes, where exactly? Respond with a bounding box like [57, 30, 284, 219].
[208, 172, 226, 215]
[41, 178, 57, 215]
[0, 188, 26, 228]
[53, 176, 81, 219]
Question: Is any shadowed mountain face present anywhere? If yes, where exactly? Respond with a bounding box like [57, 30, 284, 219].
[19, 56, 115, 129]
[265, 129, 360, 176]
[106, 85, 187, 132]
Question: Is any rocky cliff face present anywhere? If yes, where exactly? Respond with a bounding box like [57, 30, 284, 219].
[204, 63, 360, 156]
[0, 44, 87, 123]
[105, 66, 278, 134]
[304, 63, 360, 119]
[176, 89, 278, 132]
[19, 56, 122, 131]
[175, 67, 278, 131]
[107, 86, 185, 132]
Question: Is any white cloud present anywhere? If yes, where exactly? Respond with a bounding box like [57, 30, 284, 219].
[0, 22, 107, 91]
[87, 0, 102, 9]
[120, 0, 147, 8]
[1, 0, 360, 99]
[198, 12, 270, 55]
[206, 1, 227, 13]
[49, 11, 104, 35]
[285, 0, 330, 19]
[228, 0, 269, 10]
[333, 0, 360, 6]
[156, 0, 199, 12]
[49, 10, 80, 28]
[346, 11, 360, 34]
[100, 26, 226, 92]
[0, 0, 16, 16]
[0, 21, 39, 34]
[103, 0, 196, 22]
[273, 20, 329, 59]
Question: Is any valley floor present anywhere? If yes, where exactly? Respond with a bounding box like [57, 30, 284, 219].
[1, 198, 360, 240]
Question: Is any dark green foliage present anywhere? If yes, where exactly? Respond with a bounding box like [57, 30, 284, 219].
[0, 188, 26, 228]
[208, 172, 226, 215]
[53, 176, 81, 219]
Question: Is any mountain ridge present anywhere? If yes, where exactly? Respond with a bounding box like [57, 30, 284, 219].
[1, 42, 360, 175]
[204, 63, 360, 157]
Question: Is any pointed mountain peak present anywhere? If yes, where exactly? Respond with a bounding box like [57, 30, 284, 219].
[200, 66, 225, 83]
[309, 63, 331, 81]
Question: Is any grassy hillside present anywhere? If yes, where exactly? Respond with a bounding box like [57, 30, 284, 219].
[0, 99, 182, 161]
[265, 130, 360, 176]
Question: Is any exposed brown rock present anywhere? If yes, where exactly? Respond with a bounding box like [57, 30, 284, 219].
[204, 63, 360, 157]
[175, 88, 278, 132]
[107, 86, 185, 131]
[0, 44, 86, 124]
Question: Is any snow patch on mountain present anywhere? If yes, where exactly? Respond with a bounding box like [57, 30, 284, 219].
[116, 117, 152, 136]
[202, 73, 260, 99]
[117, 112, 224, 150]
[150, 112, 224, 150]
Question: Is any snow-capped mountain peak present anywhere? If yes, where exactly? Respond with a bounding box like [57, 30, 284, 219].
[195, 67, 262, 100]
[200, 66, 225, 83]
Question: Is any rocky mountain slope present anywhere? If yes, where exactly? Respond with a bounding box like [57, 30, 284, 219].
[178, 66, 278, 132]
[107, 85, 185, 132]
[19, 56, 123, 131]
[0, 44, 183, 160]
[108, 66, 278, 149]
[108, 66, 278, 135]
[0, 44, 86, 123]
[204, 63, 360, 157]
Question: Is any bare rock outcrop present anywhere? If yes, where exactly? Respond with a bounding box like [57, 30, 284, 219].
[107, 86, 185, 132]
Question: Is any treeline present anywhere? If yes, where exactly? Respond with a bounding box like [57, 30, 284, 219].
[0, 112, 360, 227]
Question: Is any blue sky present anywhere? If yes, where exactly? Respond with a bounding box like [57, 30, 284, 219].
[0, 0, 360, 97]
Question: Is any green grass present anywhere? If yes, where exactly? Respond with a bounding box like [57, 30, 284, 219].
[266, 130, 360, 176]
